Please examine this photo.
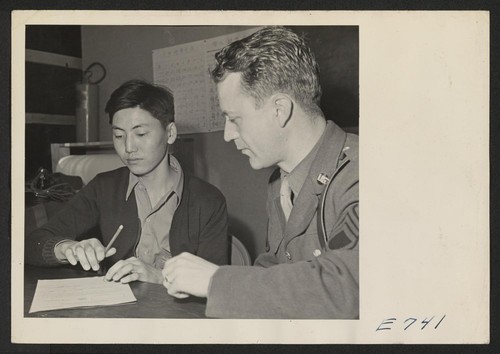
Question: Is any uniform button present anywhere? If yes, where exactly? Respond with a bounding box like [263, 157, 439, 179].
[313, 249, 322, 257]
[285, 251, 291, 260]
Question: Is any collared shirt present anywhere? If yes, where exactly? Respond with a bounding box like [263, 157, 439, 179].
[126, 155, 184, 270]
[280, 126, 325, 204]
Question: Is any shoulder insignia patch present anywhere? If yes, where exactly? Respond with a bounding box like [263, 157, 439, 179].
[328, 203, 359, 250]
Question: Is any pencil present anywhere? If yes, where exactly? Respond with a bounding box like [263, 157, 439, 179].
[105, 224, 124, 254]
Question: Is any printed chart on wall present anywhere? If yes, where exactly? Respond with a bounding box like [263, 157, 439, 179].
[153, 27, 261, 134]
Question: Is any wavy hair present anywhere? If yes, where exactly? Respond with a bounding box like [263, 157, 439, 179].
[211, 26, 322, 115]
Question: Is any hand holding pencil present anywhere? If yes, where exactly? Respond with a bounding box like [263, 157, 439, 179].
[54, 225, 123, 272]
[104, 224, 124, 254]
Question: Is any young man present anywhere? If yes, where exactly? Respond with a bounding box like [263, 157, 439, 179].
[25, 80, 229, 284]
[162, 27, 359, 318]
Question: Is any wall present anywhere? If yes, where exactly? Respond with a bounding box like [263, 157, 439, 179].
[81, 25, 358, 260]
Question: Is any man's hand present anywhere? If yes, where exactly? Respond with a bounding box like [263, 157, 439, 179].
[105, 256, 163, 284]
[162, 252, 219, 299]
[54, 238, 116, 271]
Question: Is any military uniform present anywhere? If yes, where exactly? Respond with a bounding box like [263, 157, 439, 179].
[207, 121, 359, 318]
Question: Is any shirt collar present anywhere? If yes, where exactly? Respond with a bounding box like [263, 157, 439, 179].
[281, 125, 326, 197]
[126, 154, 184, 204]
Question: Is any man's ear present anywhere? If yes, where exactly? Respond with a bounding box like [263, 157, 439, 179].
[167, 122, 177, 144]
[274, 94, 293, 128]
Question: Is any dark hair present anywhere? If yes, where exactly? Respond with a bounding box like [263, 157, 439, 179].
[211, 26, 322, 115]
[105, 79, 174, 127]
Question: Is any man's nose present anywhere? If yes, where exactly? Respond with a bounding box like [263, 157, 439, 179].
[223, 121, 238, 142]
[125, 135, 137, 153]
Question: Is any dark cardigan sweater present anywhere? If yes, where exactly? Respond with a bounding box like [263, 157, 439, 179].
[25, 167, 229, 268]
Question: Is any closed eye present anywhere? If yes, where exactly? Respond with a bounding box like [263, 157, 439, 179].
[226, 116, 240, 125]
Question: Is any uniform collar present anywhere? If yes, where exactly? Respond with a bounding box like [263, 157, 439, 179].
[280, 120, 348, 238]
[308, 120, 348, 196]
[281, 126, 324, 198]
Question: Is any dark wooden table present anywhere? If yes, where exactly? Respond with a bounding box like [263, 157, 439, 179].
[24, 265, 207, 318]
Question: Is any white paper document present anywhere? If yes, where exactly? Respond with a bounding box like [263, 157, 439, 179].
[29, 276, 137, 313]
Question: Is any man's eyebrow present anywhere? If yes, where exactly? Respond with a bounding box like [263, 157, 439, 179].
[132, 124, 149, 129]
[112, 124, 150, 130]
[222, 110, 238, 118]
[221, 106, 236, 114]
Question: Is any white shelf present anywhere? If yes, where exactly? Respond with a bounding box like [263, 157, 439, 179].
[26, 49, 82, 70]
